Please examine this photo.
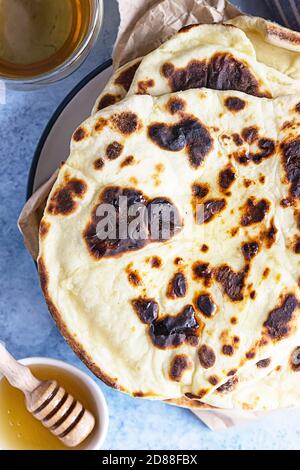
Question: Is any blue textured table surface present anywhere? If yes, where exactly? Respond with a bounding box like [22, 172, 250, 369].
[1, 0, 299, 450]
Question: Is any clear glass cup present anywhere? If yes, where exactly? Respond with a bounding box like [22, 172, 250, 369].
[2, 0, 104, 90]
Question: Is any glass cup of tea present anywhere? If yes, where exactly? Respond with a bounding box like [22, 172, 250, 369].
[0, 0, 103, 89]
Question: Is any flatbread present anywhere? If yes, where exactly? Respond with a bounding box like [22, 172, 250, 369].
[39, 89, 300, 408]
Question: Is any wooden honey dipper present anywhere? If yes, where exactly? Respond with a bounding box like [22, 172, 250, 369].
[0, 343, 96, 448]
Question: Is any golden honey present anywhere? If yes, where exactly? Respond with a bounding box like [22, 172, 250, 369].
[0, 364, 97, 450]
[0, 0, 91, 79]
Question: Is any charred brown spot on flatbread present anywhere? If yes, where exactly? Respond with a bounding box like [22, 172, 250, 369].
[83, 186, 147, 259]
[161, 53, 269, 98]
[132, 298, 159, 324]
[250, 290, 256, 299]
[240, 197, 270, 226]
[222, 345, 234, 356]
[225, 97, 246, 112]
[147, 197, 183, 241]
[236, 140, 275, 166]
[201, 244, 209, 253]
[192, 183, 209, 200]
[184, 392, 202, 401]
[93, 158, 105, 170]
[169, 355, 192, 382]
[245, 349, 256, 359]
[196, 294, 217, 318]
[113, 112, 139, 135]
[252, 139, 276, 164]
[97, 93, 119, 111]
[137, 79, 155, 94]
[120, 155, 135, 168]
[201, 199, 226, 224]
[148, 117, 213, 168]
[217, 376, 238, 394]
[39, 220, 50, 239]
[210, 53, 269, 97]
[294, 239, 300, 254]
[257, 358, 271, 368]
[281, 137, 300, 199]
[198, 345, 216, 369]
[208, 375, 219, 386]
[73, 126, 88, 142]
[132, 391, 146, 398]
[106, 141, 124, 160]
[219, 165, 236, 192]
[197, 389, 209, 399]
[242, 241, 259, 261]
[167, 272, 187, 299]
[295, 103, 300, 114]
[235, 150, 250, 165]
[221, 134, 231, 143]
[259, 337, 269, 348]
[126, 265, 143, 287]
[215, 265, 246, 302]
[84, 187, 182, 259]
[167, 97, 186, 115]
[230, 226, 239, 237]
[232, 133, 243, 146]
[94, 117, 108, 132]
[259, 175, 266, 184]
[149, 256, 162, 268]
[192, 262, 213, 287]
[290, 347, 300, 372]
[47, 178, 87, 216]
[263, 294, 299, 341]
[128, 272, 142, 286]
[148, 305, 201, 349]
[115, 60, 141, 92]
[281, 120, 297, 131]
[264, 219, 278, 248]
[242, 126, 258, 144]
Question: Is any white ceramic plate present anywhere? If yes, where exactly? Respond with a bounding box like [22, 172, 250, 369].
[27, 60, 112, 196]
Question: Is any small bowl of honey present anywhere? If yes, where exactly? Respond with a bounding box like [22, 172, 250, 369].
[0, 357, 109, 450]
[0, 0, 103, 88]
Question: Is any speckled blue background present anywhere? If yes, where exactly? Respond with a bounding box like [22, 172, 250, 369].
[1, 0, 300, 450]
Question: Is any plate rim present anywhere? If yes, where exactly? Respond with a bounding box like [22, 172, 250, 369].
[26, 58, 112, 200]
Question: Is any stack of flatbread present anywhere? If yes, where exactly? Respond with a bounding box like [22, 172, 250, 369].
[38, 15, 300, 411]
